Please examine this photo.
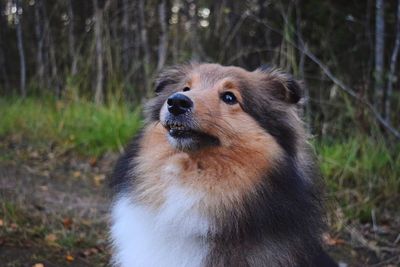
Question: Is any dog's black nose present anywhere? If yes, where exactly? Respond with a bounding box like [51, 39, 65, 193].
[167, 93, 193, 116]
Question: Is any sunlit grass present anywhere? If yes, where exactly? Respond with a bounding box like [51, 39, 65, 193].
[0, 97, 142, 156]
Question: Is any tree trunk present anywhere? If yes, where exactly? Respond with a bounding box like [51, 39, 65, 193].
[121, 0, 131, 76]
[374, 0, 385, 111]
[157, 0, 168, 71]
[93, 0, 104, 104]
[295, 2, 311, 130]
[68, 0, 78, 76]
[138, 0, 150, 95]
[385, 0, 400, 123]
[185, 0, 202, 61]
[15, 0, 26, 97]
[0, 0, 9, 91]
[42, 2, 61, 97]
[0, 44, 9, 91]
[34, 0, 45, 88]
[365, 0, 374, 90]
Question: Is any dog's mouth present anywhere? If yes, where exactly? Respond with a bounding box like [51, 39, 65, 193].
[163, 119, 220, 151]
[165, 121, 196, 138]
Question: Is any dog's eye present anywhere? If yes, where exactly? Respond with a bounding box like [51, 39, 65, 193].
[221, 92, 237, 105]
[183, 87, 190, 92]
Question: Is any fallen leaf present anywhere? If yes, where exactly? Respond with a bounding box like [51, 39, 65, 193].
[322, 233, 345, 246]
[63, 218, 73, 229]
[66, 254, 74, 262]
[33, 264, 44, 267]
[45, 233, 57, 243]
[73, 171, 81, 178]
[89, 157, 97, 166]
[93, 174, 106, 186]
[0, 219, 4, 227]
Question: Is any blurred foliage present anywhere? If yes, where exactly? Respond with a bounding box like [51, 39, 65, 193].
[0, 97, 142, 156]
[0, 0, 399, 139]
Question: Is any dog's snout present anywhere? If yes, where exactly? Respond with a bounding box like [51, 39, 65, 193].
[167, 93, 193, 116]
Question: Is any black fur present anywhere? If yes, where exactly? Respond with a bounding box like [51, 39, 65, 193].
[109, 131, 143, 194]
[205, 156, 325, 266]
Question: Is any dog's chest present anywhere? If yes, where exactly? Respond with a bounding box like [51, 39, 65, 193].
[111, 164, 210, 267]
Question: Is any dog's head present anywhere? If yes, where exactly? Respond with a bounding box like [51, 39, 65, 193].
[146, 63, 304, 155]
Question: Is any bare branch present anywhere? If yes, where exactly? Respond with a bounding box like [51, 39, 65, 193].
[249, 14, 400, 139]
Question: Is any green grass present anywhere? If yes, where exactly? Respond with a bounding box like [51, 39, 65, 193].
[0, 97, 142, 156]
[316, 137, 400, 221]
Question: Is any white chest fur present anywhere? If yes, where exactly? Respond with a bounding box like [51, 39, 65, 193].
[110, 184, 210, 267]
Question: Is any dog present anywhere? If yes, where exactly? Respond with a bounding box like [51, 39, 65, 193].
[109, 63, 338, 267]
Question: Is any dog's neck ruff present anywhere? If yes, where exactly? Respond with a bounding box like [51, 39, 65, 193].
[111, 181, 210, 267]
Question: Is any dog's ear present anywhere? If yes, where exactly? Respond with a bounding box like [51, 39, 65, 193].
[283, 77, 303, 104]
[154, 65, 190, 94]
[257, 67, 303, 104]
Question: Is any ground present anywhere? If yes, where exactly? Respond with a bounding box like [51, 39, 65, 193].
[0, 138, 399, 267]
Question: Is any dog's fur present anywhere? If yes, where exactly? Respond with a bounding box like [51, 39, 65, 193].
[109, 63, 337, 267]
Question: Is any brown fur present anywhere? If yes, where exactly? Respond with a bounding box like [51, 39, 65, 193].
[135, 64, 286, 222]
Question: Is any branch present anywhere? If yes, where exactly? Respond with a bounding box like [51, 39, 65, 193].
[302, 46, 400, 139]
[248, 14, 400, 140]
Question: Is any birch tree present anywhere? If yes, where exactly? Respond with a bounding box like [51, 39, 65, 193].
[374, 0, 385, 110]
[93, 0, 104, 104]
[34, 0, 45, 88]
[68, 0, 78, 76]
[15, 0, 26, 97]
[385, 0, 400, 122]
[157, 0, 168, 72]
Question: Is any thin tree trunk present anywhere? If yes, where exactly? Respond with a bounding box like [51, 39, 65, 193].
[34, 0, 45, 88]
[295, 3, 311, 130]
[121, 0, 131, 76]
[48, 34, 61, 96]
[68, 0, 78, 76]
[171, 6, 180, 64]
[15, 0, 26, 97]
[366, 0, 374, 89]
[0, 1, 9, 91]
[43, 2, 61, 97]
[385, 0, 400, 122]
[93, 0, 104, 104]
[157, 0, 168, 71]
[186, 0, 202, 61]
[374, 0, 385, 110]
[0, 44, 9, 91]
[138, 0, 150, 95]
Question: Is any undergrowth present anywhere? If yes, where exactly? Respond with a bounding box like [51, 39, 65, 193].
[0, 97, 399, 220]
[0, 97, 142, 156]
[316, 137, 400, 221]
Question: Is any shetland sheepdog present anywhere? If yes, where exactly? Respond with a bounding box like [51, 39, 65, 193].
[109, 63, 338, 267]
